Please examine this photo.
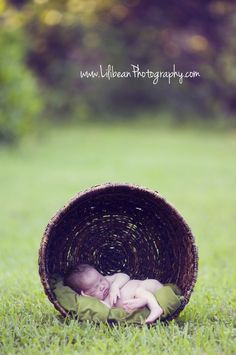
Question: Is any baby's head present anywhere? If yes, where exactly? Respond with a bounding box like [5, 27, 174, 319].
[64, 264, 110, 300]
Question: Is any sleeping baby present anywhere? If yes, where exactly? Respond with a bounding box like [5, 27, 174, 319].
[64, 263, 164, 324]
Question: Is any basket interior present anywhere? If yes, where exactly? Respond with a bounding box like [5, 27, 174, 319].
[44, 185, 197, 298]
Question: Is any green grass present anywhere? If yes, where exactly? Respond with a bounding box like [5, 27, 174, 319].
[0, 123, 236, 354]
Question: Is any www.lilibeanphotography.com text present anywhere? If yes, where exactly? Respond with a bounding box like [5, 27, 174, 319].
[79, 64, 200, 85]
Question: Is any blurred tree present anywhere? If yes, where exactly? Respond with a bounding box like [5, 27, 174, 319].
[0, 28, 42, 142]
[2, 0, 236, 122]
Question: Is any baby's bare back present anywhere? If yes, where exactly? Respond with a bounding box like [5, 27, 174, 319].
[104, 279, 163, 308]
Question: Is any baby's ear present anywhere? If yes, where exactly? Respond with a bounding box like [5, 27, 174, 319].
[81, 290, 89, 297]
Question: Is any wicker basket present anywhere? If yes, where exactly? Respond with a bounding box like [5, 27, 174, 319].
[39, 183, 198, 321]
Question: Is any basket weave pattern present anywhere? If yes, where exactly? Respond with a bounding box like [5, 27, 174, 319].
[39, 183, 198, 321]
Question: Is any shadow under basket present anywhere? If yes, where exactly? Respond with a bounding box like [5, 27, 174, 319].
[39, 183, 198, 321]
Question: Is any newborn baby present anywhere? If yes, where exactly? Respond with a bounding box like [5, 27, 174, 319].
[64, 264, 164, 323]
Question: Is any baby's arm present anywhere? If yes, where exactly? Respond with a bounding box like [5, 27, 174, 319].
[106, 273, 130, 306]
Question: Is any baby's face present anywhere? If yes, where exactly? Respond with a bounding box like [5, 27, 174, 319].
[82, 268, 110, 300]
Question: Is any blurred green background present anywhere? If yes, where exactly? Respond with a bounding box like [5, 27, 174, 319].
[1, 0, 236, 141]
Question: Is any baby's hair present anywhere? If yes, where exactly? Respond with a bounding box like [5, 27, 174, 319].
[64, 263, 94, 293]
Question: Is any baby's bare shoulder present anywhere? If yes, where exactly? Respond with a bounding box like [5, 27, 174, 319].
[105, 272, 130, 281]
[105, 273, 119, 281]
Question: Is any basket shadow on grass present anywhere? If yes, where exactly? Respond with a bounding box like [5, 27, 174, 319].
[55, 311, 180, 330]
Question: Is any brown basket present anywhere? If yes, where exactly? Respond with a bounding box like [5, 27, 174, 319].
[39, 183, 198, 321]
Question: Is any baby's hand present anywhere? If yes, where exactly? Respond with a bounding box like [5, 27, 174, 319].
[109, 284, 121, 306]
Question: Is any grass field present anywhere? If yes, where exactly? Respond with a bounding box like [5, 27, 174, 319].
[0, 123, 236, 354]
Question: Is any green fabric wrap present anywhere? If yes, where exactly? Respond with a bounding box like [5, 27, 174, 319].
[50, 275, 184, 324]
